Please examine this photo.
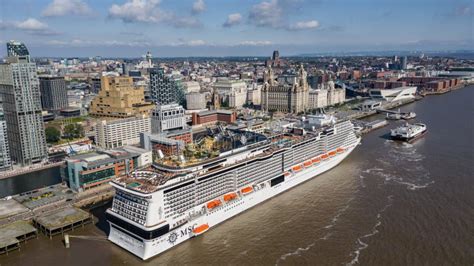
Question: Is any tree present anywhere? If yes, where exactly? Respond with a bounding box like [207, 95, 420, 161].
[63, 123, 84, 140]
[45, 127, 61, 143]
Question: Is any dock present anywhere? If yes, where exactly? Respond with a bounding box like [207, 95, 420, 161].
[33, 207, 93, 239]
[0, 221, 37, 254]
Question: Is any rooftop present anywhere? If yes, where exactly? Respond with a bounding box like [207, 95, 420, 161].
[0, 221, 37, 249]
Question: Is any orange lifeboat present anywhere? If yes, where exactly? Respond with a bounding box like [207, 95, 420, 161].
[292, 165, 302, 172]
[321, 154, 329, 160]
[312, 157, 321, 164]
[328, 151, 337, 157]
[303, 160, 312, 167]
[206, 199, 222, 209]
[284, 171, 291, 177]
[337, 147, 345, 153]
[193, 224, 209, 236]
[224, 192, 237, 202]
[241, 186, 253, 195]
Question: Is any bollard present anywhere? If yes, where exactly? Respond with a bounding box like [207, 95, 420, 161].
[64, 234, 70, 248]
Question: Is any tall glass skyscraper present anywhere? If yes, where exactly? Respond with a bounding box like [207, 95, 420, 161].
[0, 42, 47, 165]
[149, 68, 185, 105]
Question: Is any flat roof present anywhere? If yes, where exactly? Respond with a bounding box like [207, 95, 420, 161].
[0, 221, 37, 249]
[0, 200, 29, 219]
[34, 207, 90, 230]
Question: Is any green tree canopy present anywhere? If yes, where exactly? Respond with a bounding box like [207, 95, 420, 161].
[63, 123, 84, 140]
[45, 127, 61, 143]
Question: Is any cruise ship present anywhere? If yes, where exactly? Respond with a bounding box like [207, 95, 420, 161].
[105, 119, 361, 260]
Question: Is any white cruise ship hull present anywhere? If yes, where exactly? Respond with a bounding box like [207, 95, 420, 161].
[108, 138, 360, 260]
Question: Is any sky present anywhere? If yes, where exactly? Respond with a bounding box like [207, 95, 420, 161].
[0, 0, 472, 57]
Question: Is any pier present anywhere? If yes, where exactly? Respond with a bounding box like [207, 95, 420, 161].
[33, 207, 93, 239]
[0, 221, 37, 255]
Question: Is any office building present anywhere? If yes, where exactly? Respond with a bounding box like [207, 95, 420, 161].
[39, 76, 68, 112]
[186, 92, 207, 110]
[65, 149, 141, 192]
[149, 68, 185, 105]
[308, 89, 328, 109]
[89, 76, 154, 118]
[0, 106, 11, 171]
[6, 40, 30, 59]
[150, 104, 186, 134]
[182, 81, 201, 93]
[95, 115, 151, 149]
[401, 56, 408, 70]
[0, 48, 48, 165]
[212, 79, 247, 95]
[261, 65, 309, 113]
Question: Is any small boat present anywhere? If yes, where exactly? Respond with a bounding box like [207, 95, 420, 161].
[207, 199, 222, 209]
[193, 224, 209, 236]
[284, 171, 291, 177]
[223, 192, 237, 202]
[312, 157, 321, 164]
[328, 151, 337, 157]
[390, 123, 427, 143]
[303, 161, 312, 167]
[386, 113, 402, 120]
[321, 154, 329, 160]
[336, 147, 345, 153]
[240, 186, 253, 195]
[401, 112, 416, 120]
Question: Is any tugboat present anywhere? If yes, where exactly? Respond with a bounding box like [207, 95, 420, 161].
[390, 123, 427, 143]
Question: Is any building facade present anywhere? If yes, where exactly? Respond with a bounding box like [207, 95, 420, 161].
[261, 65, 309, 113]
[39, 76, 68, 112]
[96, 115, 151, 149]
[185, 92, 207, 110]
[149, 68, 185, 105]
[89, 76, 154, 118]
[66, 150, 139, 192]
[0, 106, 11, 171]
[0, 55, 47, 165]
[151, 104, 186, 134]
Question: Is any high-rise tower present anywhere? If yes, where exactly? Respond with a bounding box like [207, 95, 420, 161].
[0, 41, 47, 165]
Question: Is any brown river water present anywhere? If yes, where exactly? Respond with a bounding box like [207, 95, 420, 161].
[1, 86, 473, 266]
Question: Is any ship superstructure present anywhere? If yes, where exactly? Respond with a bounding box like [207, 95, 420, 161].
[106, 118, 360, 260]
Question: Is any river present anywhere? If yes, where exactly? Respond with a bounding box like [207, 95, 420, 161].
[1, 86, 473, 265]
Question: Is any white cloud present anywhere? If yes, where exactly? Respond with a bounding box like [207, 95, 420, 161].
[42, 0, 92, 17]
[223, 13, 242, 27]
[108, 0, 171, 23]
[237, 40, 272, 46]
[287, 20, 320, 30]
[108, 0, 201, 28]
[16, 18, 48, 31]
[192, 0, 205, 14]
[248, 0, 282, 28]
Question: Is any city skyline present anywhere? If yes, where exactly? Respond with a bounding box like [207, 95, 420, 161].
[0, 0, 473, 57]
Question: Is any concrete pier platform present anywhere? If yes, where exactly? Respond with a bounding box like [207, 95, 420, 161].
[0, 199, 29, 219]
[33, 207, 92, 238]
[0, 221, 37, 255]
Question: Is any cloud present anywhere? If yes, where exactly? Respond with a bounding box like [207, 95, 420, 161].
[248, 0, 282, 28]
[108, 0, 171, 23]
[236, 40, 272, 46]
[1, 18, 61, 36]
[171, 17, 203, 28]
[454, 5, 472, 16]
[42, 0, 92, 17]
[248, 0, 319, 30]
[287, 20, 320, 30]
[223, 13, 242, 27]
[108, 0, 201, 28]
[192, 0, 205, 14]
[46, 39, 153, 47]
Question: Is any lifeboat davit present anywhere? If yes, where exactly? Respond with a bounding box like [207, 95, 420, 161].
[321, 154, 329, 160]
[241, 186, 253, 195]
[337, 147, 345, 153]
[328, 150, 337, 157]
[292, 165, 302, 172]
[312, 157, 321, 164]
[193, 224, 209, 236]
[224, 192, 237, 202]
[206, 199, 222, 210]
[303, 161, 312, 167]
